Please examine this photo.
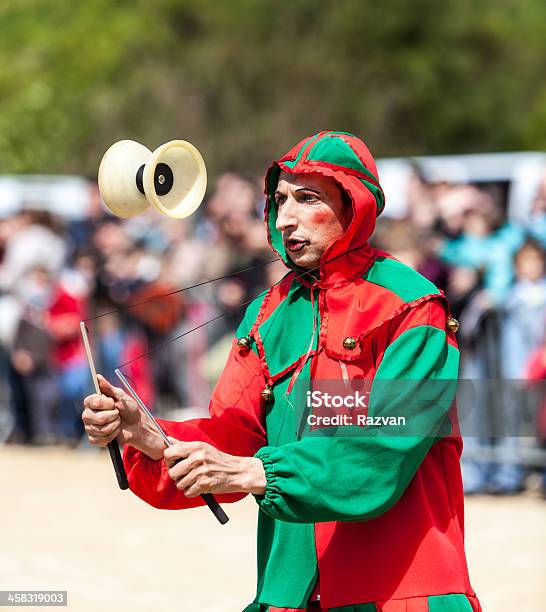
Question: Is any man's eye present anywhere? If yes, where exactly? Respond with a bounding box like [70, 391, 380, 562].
[301, 193, 318, 203]
[275, 196, 287, 206]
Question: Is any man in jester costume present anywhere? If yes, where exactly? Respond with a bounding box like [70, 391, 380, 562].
[83, 132, 482, 611]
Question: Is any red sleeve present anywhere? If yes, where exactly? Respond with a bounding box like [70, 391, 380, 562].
[526, 347, 546, 381]
[122, 338, 267, 510]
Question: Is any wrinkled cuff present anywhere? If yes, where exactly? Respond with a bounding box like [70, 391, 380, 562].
[253, 447, 281, 511]
[123, 443, 164, 478]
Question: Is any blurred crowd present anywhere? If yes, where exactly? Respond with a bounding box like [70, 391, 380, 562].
[375, 163, 546, 495]
[1, 163, 546, 497]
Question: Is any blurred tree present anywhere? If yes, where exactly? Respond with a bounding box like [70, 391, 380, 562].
[0, 0, 544, 178]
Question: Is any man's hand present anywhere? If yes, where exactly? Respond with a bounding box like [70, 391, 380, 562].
[82, 374, 165, 460]
[164, 439, 266, 498]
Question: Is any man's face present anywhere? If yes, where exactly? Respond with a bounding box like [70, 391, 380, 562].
[274, 171, 352, 270]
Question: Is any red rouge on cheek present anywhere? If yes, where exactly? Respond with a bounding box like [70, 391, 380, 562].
[310, 209, 333, 224]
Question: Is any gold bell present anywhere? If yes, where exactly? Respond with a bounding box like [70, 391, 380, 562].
[447, 317, 459, 333]
[261, 385, 273, 402]
[343, 336, 357, 350]
[237, 336, 252, 350]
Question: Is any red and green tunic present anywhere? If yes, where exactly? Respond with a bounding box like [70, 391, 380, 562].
[123, 132, 482, 612]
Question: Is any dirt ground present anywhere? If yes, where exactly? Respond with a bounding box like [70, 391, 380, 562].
[1, 446, 544, 611]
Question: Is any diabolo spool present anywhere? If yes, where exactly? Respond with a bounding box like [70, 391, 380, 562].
[98, 139, 207, 219]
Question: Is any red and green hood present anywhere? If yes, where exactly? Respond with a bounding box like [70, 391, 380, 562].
[265, 131, 385, 287]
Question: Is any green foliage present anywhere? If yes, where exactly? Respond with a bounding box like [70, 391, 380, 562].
[0, 0, 544, 177]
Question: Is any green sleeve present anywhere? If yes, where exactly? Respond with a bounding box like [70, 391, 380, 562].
[253, 323, 459, 523]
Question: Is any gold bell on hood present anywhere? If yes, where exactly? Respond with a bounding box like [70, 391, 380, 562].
[447, 317, 459, 333]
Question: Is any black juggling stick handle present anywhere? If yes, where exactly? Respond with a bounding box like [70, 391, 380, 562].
[171, 455, 229, 524]
[107, 441, 129, 490]
[201, 494, 229, 525]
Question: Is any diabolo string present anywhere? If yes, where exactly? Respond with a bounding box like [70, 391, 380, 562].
[83, 257, 280, 323]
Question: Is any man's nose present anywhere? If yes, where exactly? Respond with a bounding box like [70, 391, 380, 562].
[275, 198, 298, 231]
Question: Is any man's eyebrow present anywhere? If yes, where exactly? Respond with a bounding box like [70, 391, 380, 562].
[295, 187, 321, 195]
